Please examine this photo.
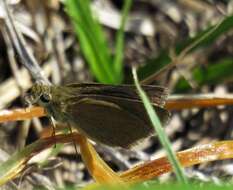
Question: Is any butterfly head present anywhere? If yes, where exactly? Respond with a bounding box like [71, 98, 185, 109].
[25, 82, 52, 106]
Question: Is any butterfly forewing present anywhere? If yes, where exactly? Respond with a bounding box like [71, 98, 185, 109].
[65, 83, 168, 107]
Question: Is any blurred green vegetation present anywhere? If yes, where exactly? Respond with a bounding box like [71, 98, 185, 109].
[175, 58, 233, 92]
[50, 181, 233, 190]
[138, 15, 233, 91]
[65, 0, 132, 84]
[66, 1, 233, 91]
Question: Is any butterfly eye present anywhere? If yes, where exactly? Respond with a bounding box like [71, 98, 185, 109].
[40, 94, 51, 103]
[27, 88, 32, 94]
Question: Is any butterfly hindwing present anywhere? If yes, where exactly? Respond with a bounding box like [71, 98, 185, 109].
[65, 95, 170, 148]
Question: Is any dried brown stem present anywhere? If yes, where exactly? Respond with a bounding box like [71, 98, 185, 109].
[166, 94, 233, 110]
[0, 132, 124, 186]
[1, 94, 233, 123]
[120, 140, 233, 183]
[0, 107, 45, 122]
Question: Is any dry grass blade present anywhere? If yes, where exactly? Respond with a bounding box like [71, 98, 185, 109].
[0, 107, 45, 123]
[1, 93, 233, 122]
[0, 132, 124, 186]
[166, 94, 233, 110]
[79, 135, 124, 184]
[120, 140, 233, 183]
[0, 133, 73, 186]
[2, 0, 50, 84]
[2, 131, 233, 187]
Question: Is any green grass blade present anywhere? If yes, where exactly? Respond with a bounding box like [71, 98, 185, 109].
[73, 21, 110, 82]
[0, 139, 55, 186]
[132, 68, 188, 185]
[65, 0, 120, 84]
[113, 0, 132, 80]
[138, 15, 233, 80]
[175, 58, 233, 92]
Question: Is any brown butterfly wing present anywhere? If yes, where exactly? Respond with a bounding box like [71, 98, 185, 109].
[57, 83, 169, 148]
[65, 95, 169, 148]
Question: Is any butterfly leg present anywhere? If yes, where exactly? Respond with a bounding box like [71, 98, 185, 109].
[49, 117, 57, 148]
[68, 124, 79, 158]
